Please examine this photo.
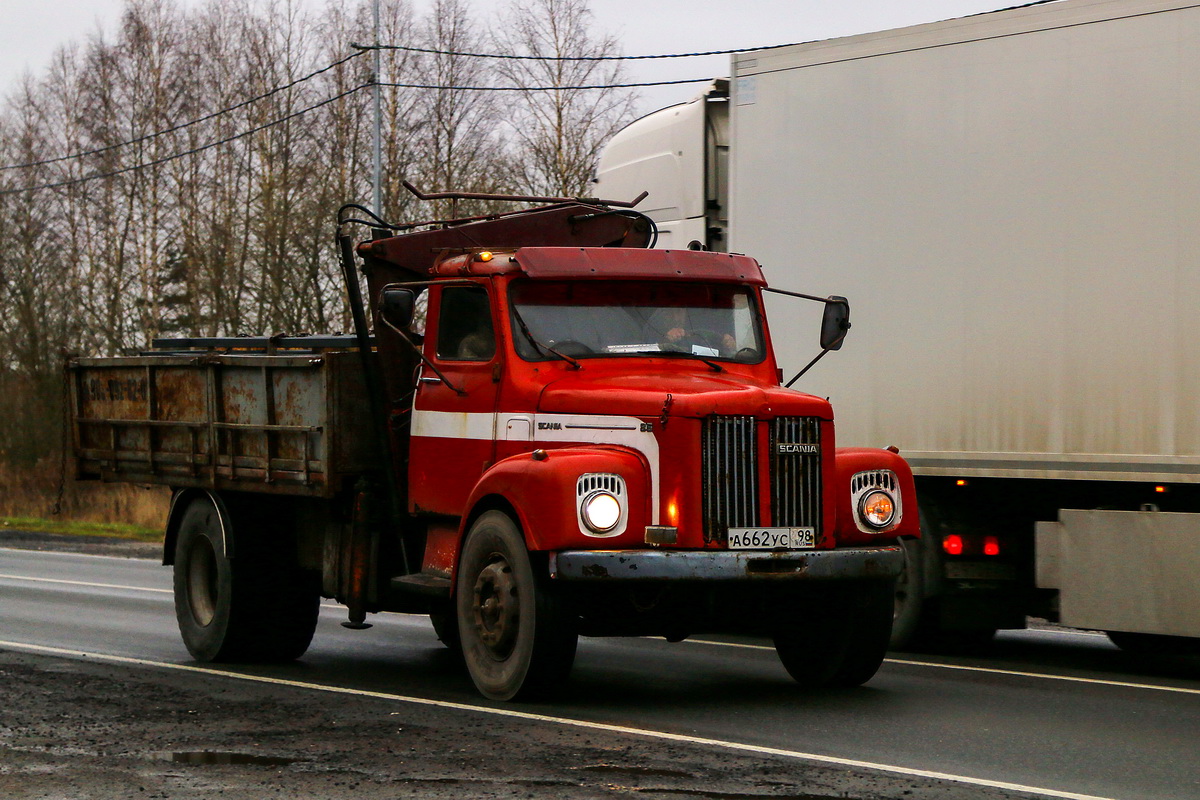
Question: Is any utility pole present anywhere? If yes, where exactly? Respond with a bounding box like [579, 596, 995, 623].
[372, 0, 383, 218]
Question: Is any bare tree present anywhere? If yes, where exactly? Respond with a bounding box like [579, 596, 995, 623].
[409, 0, 509, 217]
[491, 0, 636, 198]
[0, 79, 75, 464]
[172, 0, 267, 338]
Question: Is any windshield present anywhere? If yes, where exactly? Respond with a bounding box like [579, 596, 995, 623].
[509, 280, 764, 363]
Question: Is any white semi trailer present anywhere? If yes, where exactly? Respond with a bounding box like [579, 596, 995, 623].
[595, 0, 1200, 650]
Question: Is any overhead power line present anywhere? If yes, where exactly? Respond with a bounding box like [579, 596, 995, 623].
[0, 63, 716, 194]
[378, 77, 712, 91]
[0, 84, 370, 197]
[0, 50, 368, 173]
[354, 42, 803, 60]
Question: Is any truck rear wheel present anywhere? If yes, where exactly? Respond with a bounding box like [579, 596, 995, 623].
[456, 511, 577, 701]
[773, 580, 894, 688]
[173, 495, 319, 663]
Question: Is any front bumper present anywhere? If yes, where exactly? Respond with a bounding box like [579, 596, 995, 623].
[549, 545, 903, 582]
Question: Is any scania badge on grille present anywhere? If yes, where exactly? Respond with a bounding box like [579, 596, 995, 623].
[777, 443, 819, 454]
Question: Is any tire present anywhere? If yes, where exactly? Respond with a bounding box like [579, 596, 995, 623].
[429, 604, 461, 651]
[774, 580, 894, 688]
[173, 495, 319, 663]
[889, 536, 925, 650]
[456, 511, 577, 701]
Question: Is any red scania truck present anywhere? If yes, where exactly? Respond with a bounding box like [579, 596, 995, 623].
[68, 187, 916, 700]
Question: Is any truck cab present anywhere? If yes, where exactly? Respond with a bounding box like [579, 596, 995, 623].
[358, 201, 917, 698]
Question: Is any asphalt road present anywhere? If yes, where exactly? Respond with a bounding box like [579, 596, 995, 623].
[3, 544, 1199, 800]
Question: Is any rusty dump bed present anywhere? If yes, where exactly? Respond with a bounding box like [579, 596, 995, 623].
[68, 339, 374, 497]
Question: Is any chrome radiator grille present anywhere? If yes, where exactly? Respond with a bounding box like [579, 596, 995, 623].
[700, 415, 822, 543]
[770, 416, 822, 530]
[701, 416, 759, 542]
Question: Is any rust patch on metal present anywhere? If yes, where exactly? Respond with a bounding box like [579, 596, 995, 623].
[580, 564, 610, 578]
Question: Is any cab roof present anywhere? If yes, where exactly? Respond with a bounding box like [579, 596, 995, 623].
[428, 246, 766, 285]
[513, 247, 765, 285]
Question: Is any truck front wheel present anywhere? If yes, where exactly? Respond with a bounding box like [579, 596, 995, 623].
[173, 495, 319, 663]
[456, 511, 577, 701]
[773, 580, 894, 688]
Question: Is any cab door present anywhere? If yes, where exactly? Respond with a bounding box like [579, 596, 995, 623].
[408, 282, 501, 516]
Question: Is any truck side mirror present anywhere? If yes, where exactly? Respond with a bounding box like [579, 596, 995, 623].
[380, 288, 416, 328]
[820, 296, 851, 351]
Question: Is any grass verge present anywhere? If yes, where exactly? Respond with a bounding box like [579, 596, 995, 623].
[0, 517, 163, 542]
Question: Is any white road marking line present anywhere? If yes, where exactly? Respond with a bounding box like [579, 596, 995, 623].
[884, 657, 1200, 695]
[6, 563, 1199, 699]
[0, 639, 1116, 800]
[0, 573, 172, 594]
[0, 573, 352, 611]
[688, 640, 1200, 696]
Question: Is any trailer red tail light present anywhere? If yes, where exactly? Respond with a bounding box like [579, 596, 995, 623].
[943, 534, 964, 555]
[983, 536, 1001, 556]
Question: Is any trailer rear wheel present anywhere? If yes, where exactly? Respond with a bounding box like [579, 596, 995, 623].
[773, 580, 894, 688]
[173, 495, 319, 663]
[456, 511, 577, 701]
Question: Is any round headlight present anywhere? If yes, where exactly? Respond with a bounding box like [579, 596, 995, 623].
[582, 491, 622, 533]
[859, 490, 896, 529]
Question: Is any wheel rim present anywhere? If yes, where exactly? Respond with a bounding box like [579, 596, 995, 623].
[471, 555, 520, 660]
[185, 533, 219, 627]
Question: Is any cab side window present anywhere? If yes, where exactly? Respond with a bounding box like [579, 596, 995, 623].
[436, 286, 496, 361]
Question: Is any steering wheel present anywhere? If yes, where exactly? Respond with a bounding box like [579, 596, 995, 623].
[662, 329, 726, 354]
[734, 347, 761, 363]
[549, 339, 593, 357]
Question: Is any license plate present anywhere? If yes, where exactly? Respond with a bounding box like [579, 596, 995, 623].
[727, 527, 816, 550]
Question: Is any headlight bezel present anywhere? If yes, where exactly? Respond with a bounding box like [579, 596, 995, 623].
[850, 469, 903, 534]
[576, 473, 628, 537]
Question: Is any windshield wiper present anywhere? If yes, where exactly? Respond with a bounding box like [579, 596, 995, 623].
[634, 349, 724, 372]
[510, 306, 581, 369]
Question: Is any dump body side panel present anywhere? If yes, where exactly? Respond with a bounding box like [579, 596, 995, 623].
[69, 351, 373, 497]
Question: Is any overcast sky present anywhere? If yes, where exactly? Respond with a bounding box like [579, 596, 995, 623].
[0, 0, 1031, 114]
